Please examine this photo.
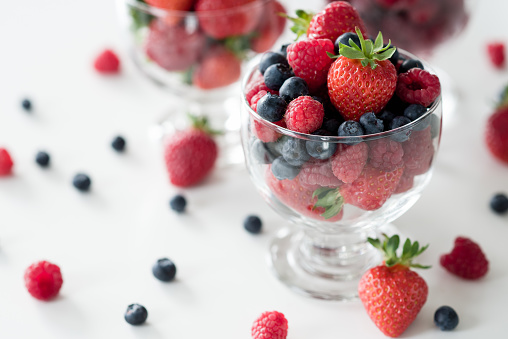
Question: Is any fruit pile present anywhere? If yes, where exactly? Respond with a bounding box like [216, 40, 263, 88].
[245, 1, 441, 221]
[128, 0, 286, 90]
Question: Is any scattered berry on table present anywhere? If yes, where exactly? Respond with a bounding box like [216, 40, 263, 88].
[331, 142, 368, 183]
[358, 234, 429, 337]
[256, 93, 287, 122]
[490, 193, 508, 214]
[485, 89, 508, 164]
[334, 32, 361, 54]
[259, 52, 288, 75]
[0, 148, 14, 176]
[111, 136, 126, 152]
[396, 68, 441, 107]
[169, 194, 187, 213]
[72, 173, 91, 192]
[251, 310, 288, 339]
[243, 215, 263, 234]
[24, 261, 63, 301]
[21, 98, 32, 112]
[338, 120, 364, 145]
[35, 151, 50, 168]
[440, 236, 489, 280]
[279, 77, 309, 103]
[263, 63, 294, 91]
[285, 96, 324, 134]
[152, 258, 177, 282]
[434, 306, 459, 331]
[93, 49, 120, 74]
[359, 112, 384, 134]
[487, 42, 505, 69]
[271, 156, 300, 180]
[124, 304, 148, 325]
[398, 58, 424, 74]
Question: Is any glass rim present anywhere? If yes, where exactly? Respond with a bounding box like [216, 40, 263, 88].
[241, 48, 442, 143]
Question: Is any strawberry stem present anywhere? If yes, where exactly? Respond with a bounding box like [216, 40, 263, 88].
[368, 234, 431, 269]
[188, 114, 223, 136]
[282, 9, 315, 40]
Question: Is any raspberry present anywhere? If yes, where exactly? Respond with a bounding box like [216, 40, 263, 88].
[246, 72, 277, 105]
[93, 49, 120, 74]
[285, 96, 324, 134]
[396, 68, 441, 107]
[487, 42, 505, 69]
[331, 142, 369, 183]
[402, 127, 434, 176]
[0, 148, 14, 176]
[297, 160, 342, 190]
[24, 261, 63, 301]
[368, 138, 404, 172]
[440, 237, 489, 280]
[251, 311, 288, 339]
[250, 90, 268, 112]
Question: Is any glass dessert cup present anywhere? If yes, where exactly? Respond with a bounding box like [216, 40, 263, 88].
[240, 52, 442, 300]
[118, 0, 286, 166]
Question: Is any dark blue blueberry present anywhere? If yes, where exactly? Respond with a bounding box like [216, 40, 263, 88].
[264, 63, 294, 91]
[434, 306, 459, 331]
[35, 151, 50, 168]
[111, 135, 126, 152]
[404, 104, 429, 131]
[338, 121, 364, 145]
[279, 77, 309, 103]
[490, 193, 508, 214]
[271, 156, 300, 180]
[388, 45, 400, 65]
[385, 95, 409, 115]
[256, 93, 287, 122]
[334, 32, 361, 54]
[359, 112, 384, 134]
[124, 304, 148, 325]
[169, 194, 186, 213]
[430, 114, 441, 139]
[21, 98, 32, 111]
[378, 110, 396, 130]
[281, 137, 310, 166]
[152, 258, 177, 282]
[280, 44, 290, 58]
[243, 215, 262, 234]
[389, 116, 412, 142]
[72, 173, 91, 192]
[306, 130, 337, 160]
[322, 118, 343, 135]
[259, 52, 288, 75]
[398, 59, 424, 74]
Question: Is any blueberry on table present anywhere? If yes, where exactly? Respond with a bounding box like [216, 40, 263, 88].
[490, 193, 508, 214]
[243, 215, 262, 234]
[35, 151, 50, 167]
[279, 77, 309, 103]
[338, 121, 364, 145]
[264, 63, 294, 91]
[259, 52, 288, 75]
[124, 304, 148, 325]
[72, 173, 91, 192]
[359, 112, 384, 134]
[21, 98, 32, 111]
[398, 59, 424, 74]
[169, 194, 186, 213]
[111, 135, 126, 152]
[271, 156, 300, 180]
[152, 258, 177, 282]
[256, 93, 287, 122]
[434, 306, 459, 331]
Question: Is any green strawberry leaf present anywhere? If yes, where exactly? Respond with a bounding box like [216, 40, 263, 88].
[373, 32, 384, 51]
[283, 9, 315, 40]
[130, 0, 154, 31]
[188, 114, 223, 136]
[369, 234, 430, 270]
[312, 187, 344, 219]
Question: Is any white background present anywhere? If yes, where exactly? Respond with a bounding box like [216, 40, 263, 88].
[1, 0, 508, 338]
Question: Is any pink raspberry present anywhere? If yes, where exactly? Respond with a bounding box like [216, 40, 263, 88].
[331, 142, 369, 183]
[24, 261, 63, 301]
[487, 42, 505, 69]
[396, 68, 441, 107]
[368, 138, 404, 172]
[297, 160, 343, 190]
[440, 237, 489, 280]
[93, 49, 120, 74]
[252, 311, 288, 339]
[250, 90, 268, 112]
[285, 96, 324, 134]
[402, 127, 434, 176]
[287, 39, 335, 92]
[0, 148, 14, 176]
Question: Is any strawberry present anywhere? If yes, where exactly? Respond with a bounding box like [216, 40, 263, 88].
[402, 126, 434, 176]
[485, 86, 508, 164]
[359, 234, 429, 338]
[195, 0, 263, 39]
[93, 49, 120, 74]
[251, 1, 286, 53]
[192, 46, 242, 90]
[164, 115, 218, 187]
[145, 0, 194, 11]
[328, 28, 397, 121]
[440, 236, 489, 280]
[331, 142, 369, 184]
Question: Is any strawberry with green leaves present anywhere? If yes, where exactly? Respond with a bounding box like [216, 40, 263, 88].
[359, 234, 429, 338]
[485, 84, 508, 164]
[328, 28, 397, 121]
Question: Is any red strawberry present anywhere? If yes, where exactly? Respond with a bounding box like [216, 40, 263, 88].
[192, 46, 241, 89]
[341, 164, 404, 211]
[145, 0, 194, 11]
[287, 38, 335, 92]
[485, 90, 508, 164]
[396, 68, 441, 107]
[284, 96, 325, 133]
[331, 142, 368, 183]
[0, 148, 14, 176]
[402, 127, 434, 176]
[328, 29, 397, 121]
[93, 49, 120, 74]
[195, 0, 263, 39]
[440, 236, 489, 280]
[145, 19, 205, 72]
[297, 160, 343, 190]
[487, 42, 505, 69]
[251, 311, 288, 339]
[164, 115, 218, 187]
[359, 234, 429, 338]
[251, 1, 286, 53]
[253, 119, 285, 143]
[368, 138, 404, 172]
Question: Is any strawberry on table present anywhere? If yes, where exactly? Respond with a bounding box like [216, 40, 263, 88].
[192, 46, 242, 90]
[485, 85, 508, 164]
[359, 234, 430, 338]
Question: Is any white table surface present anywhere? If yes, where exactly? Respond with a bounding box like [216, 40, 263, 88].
[1, 0, 508, 338]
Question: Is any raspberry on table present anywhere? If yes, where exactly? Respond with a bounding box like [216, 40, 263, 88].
[0, 148, 14, 176]
[396, 68, 441, 107]
[24, 261, 63, 301]
[152, 258, 177, 282]
[487, 42, 505, 69]
[251, 311, 288, 339]
[124, 304, 148, 325]
[93, 49, 120, 74]
[243, 215, 263, 234]
[440, 237, 489, 280]
[169, 194, 187, 213]
[285, 96, 324, 134]
[35, 151, 50, 168]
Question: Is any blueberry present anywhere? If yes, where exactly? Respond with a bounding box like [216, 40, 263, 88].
[251, 139, 275, 164]
[21, 98, 32, 111]
[259, 52, 288, 75]
[338, 121, 364, 145]
[399, 59, 424, 74]
[169, 194, 186, 213]
[334, 32, 361, 54]
[243, 215, 262, 234]
[306, 130, 337, 160]
[434, 306, 459, 331]
[124, 304, 148, 325]
[404, 104, 429, 130]
[279, 77, 309, 103]
[389, 116, 412, 142]
[388, 45, 400, 65]
[280, 43, 290, 58]
[271, 156, 300, 180]
[264, 63, 294, 91]
[430, 114, 441, 139]
[322, 118, 343, 135]
[152, 258, 177, 282]
[385, 95, 409, 115]
[281, 137, 310, 166]
[35, 151, 50, 168]
[378, 110, 396, 130]
[111, 135, 126, 152]
[490, 193, 508, 214]
[359, 112, 384, 134]
[256, 93, 287, 122]
[72, 173, 91, 192]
